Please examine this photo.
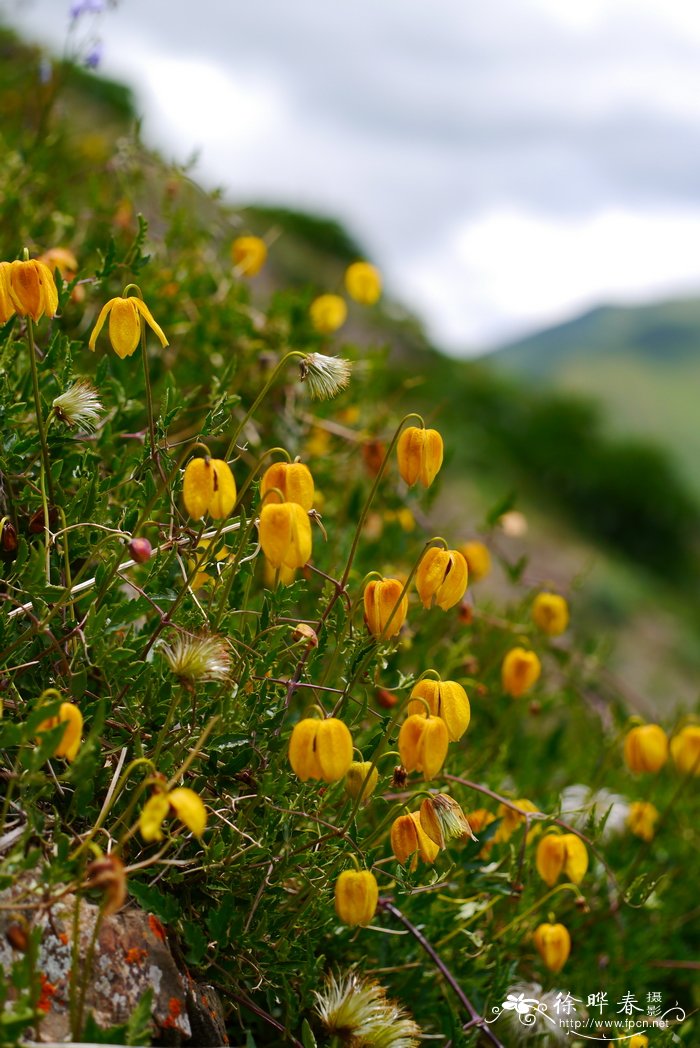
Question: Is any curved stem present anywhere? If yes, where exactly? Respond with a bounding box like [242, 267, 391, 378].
[224, 351, 306, 461]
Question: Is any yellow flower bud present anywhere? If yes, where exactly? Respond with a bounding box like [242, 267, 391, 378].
[363, 577, 408, 638]
[334, 869, 378, 926]
[398, 714, 449, 780]
[670, 724, 700, 776]
[168, 787, 207, 837]
[231, 235, 267, 277]
[0, 262, 16, 323]
[309, 293, 347, 334]
[259, 502, 312, 569]
[7, 259, 58, 321]
[627, 1035, 649, 1048]
[288, 717, 353, 782]
[536, 833, 588, 886]
[345, 761, 379, 803]
[390, 812, 439, 866]
[627, 801, 659, 842]
[182, 457, 237, 520]
[415, 548, 468, 611]
[459, 541, 491, 582]
[261, 461, 314, 511]
[344, 261, 382, 305]
[396, 426, 443, 487]
[407, 678, 470, 741]
[37, 701, 83, 762]
[624, 724, 668, 773]
[89, 294, 168, 359]
[532, 592, 569, 636]
[501, 647, 541, 697]
[532, 922, 571, 972]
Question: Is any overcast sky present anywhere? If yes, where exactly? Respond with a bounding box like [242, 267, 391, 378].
[5, 0, 700, 353]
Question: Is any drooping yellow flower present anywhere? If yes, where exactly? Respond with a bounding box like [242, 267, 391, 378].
[415, 548, 468, 611]
[396, 426, 443, 488]
[344, 261, 382, 305]
[407, 678, 470, 741]
[624, 724, 668, 773]
[535, 833, 588, 886]
[182, 456, 237, 520]
[231, 235, 267, 277]
[627, 801, 659, 842]
[501, 647, 541, 698]
[261, 461, 314, 511]
[459, 541, 491, 582]
[532, 592, 569, 636]
[259, 501, 312, 569]
[37, 701, 83, 762]
[626, 1034, 649, 1048]
[288, 717, 353, 782]
[139, 787, 207, 841]
[532, 922, 571, 972]
[168, 787, 207, 837]
[670, 724, 700, 776]
[0, 262, 16, 323]
[390, 811, 440, 866]
[7, 258, 58, 321]
[345, 761, 379, 803]
[363, 577, 408, 638]
[398, 714, 449, 780]
[310, 293, 347, 334]
[89, 295, 168, 359]
[334, 869, 378, 926]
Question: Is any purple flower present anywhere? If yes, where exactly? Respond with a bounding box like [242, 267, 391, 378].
[84, 44, 102, 69]
[70, 0, 104, 19]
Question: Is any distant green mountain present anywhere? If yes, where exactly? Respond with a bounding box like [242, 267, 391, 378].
[488, 297, 700, 495]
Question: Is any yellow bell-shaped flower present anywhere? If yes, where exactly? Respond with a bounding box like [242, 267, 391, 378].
[419, 794, 474, 848]
[0, 262, 16, 323]
[670, 724, 700, 776]
[398, 714, 449, 780]
[259, 502, 312, 569]
[168, 787, 207, 837]
[396, 426, 443, 488]
[7, 258, 58, 321]
[345, 761, 379, 803]
[288, 717, 353, 782]
[89, 294, 168, 359]
[334, 869, 378, 926]
[231, 235, 267, 277]
[535, 833, 588, 886]
[501, 647, 541, 698]
[459, 541, 491, 582]
[183, 456, 237, 520]
[407, 678, 470, 741]
[390, 811, 440, 866]
[532, 922, 571, 972]
[415, 548, 468, 611]
[532, 592, 569, 636]
[37, 701, 83, 762]
[261, 461, 314, 511]
[624, 724, 668, 773]
[309, 293, 347, 334]
[363, 577, 408, 638]
[627, 801, 659, 842]
[344, 261, 382, 305]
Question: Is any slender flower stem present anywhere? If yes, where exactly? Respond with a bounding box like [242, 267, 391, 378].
[224, 350, 306, 461]
[379, 898, 506, 1048]
[27, 316, 54, 579]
